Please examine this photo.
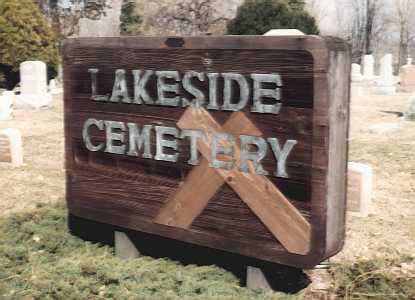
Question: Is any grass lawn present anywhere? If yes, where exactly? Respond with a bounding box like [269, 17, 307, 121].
[0, 93, 414, 299]
[0, 203, 413, 299]
[0, 204, 295, 299]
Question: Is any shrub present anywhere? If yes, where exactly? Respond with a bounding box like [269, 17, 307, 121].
[0, 204, 292, 299]
[227, 0, 319, 35]
[333, 256, 415, 300]
[0, 0, 59, 89]
[120, 0, 142, 36]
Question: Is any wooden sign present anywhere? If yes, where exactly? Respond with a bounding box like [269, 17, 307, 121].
[63, 36, 350, 268]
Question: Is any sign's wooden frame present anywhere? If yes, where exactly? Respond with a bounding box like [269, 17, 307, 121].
[63, 36, 350, 268]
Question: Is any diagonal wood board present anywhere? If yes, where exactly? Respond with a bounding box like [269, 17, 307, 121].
[154, 111, 262, 229]
[154, 107, 311, 255]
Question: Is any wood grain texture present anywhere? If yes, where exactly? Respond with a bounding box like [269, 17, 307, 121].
[154, 111, 262, 229]
[177, 107, 311, 255]
[63, 36, 350, 268]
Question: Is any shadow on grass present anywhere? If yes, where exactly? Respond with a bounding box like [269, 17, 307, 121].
[69, 213, 311, 294]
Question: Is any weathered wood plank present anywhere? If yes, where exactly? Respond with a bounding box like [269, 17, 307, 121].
[154, 111, 262, 228]
[177, 107, 311, 255]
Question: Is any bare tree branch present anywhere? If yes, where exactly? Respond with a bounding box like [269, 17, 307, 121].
[154, 0, 230, 35]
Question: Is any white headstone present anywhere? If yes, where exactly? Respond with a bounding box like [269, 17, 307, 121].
[375, 54, 396, 95]
[363, 55, 375, 80]
[0, 91, 14, 121]
[368, 122, 401, 134]
[379, 54, 394, 85]
[0, 128, 23, 167]
[20, 61, 47, 94]
[351, 63, 363, 82]
[16, 61, 52, 108]
[406, 57, 413, 66]
[347, 162, 373, 217]
[264, 29, 305, 36]
[405, 94, 415, 121]
[49, 79, 63, 95]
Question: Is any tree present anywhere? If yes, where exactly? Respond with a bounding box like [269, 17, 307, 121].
[307, 0, 329, 26]
[0, 0, 59, 89]
[396, 0, 415, 67]
[120, 0, 141, 35]
[227, 0, 319, 35]
[33, 0, 111, 39]
[154, 0, 229, 36]
[335, 0, 392, 63]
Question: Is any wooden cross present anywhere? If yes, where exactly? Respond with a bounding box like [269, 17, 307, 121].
[154, 107, 311, 255]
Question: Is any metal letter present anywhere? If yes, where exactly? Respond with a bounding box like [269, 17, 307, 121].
[182, 71, 206, 107]
[155, 71, 180, 107]
[132, 70, 154, 104]
[104, 121, 126, 155]
[110, 69, 131, 103]
[267, 138, 297, 178]
[155, 126, 179, 162]
[210, 132, 235, 170]
[251, 74, 282, 114]
[181, 129, 204, 165]
[239, 135, 269, 175]
[82, 118, 104, 152]
[222, 73, 249, 112]
[127, 123, 153, 159]
[88, 68, 109, 101]
[207, 73, 220, 110]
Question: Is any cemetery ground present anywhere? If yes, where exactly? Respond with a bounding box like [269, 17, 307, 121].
[0, 94, 414, 299]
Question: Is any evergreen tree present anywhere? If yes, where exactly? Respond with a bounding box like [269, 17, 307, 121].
[0, 0, 59, 89]
[227, 0, 319, 36]
[120, 0, 141, 36]
[287, 0, 306, 11]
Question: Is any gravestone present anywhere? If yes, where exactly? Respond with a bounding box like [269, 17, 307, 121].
[363, 55, 375, 80]
[16, 61, 52, 108]
[405, 94, 415, 121]
[351, 63, 364, 97]
[368, 122, 401, 134]
[0, 91, 14, 121]
[375, 54, 396, 95]
[264, 29, 304, 36]
[49, 79, 63, 95]
[351, 63, 363, 82]
[400, 57, 415, 93]
[0, 128, 23, 166]
[347, 162, 373, 217]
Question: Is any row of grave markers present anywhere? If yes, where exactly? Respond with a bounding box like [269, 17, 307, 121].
[352, 54, 415, 95]
[0, 60, 63, 168]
